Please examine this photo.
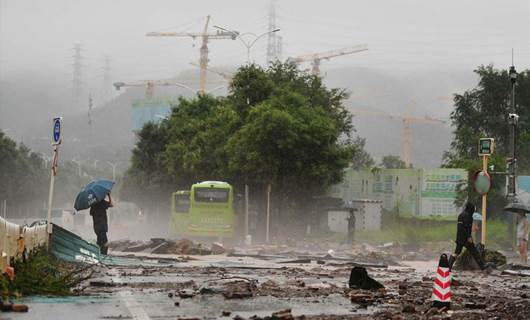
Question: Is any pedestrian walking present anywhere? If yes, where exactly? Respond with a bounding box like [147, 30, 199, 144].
[90, 192, 113, 255]
[517, 210, 528, 265]
[448, 202, 489, 272]
[347, 208, 356, 245]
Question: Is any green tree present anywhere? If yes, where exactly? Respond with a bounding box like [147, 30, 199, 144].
[123, 62, 371, 221]
[350, 137, 374, 170]
[380, 155, 407, 169]
[443, 65, 530, 216]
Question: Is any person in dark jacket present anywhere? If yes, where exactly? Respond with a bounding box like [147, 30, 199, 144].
[448, 201, 487, 271]
[90, 193, 113, 255]
[347, 208, 356, 245]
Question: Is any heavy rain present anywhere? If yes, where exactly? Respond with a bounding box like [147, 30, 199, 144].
[1, 0, 530, 319]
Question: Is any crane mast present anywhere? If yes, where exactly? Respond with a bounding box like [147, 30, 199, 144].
[350, 108, 446, 168]
[146, 15, 238, 94]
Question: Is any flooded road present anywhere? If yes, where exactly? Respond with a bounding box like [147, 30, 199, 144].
[9, 246, 530, 320]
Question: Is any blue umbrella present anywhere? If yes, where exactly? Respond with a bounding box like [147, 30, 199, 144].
[74, 179, 114, 211]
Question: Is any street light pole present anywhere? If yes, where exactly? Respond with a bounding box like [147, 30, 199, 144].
[107, 161, 120, 181]
[507, 64, 518, 199]
[214, 26, 280, 64]
[507, 62, 518, 246]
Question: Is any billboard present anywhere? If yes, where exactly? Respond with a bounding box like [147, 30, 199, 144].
[419, 168, 467, 216]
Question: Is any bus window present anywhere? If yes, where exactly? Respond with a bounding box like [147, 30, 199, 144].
[174, 194, 190, 213]
[195, 188, 229, 203]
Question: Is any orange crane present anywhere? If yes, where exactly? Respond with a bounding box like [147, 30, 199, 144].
[146, 15, 238, 94]
[113, 80, 199, 98]
[288, 44, 368, 76]
[350, 107, 446, 168]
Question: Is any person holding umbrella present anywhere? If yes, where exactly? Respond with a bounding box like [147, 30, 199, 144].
[74, 179, 115, 255]
[504, 202, 530, 265]
[90, 192, 113, 255]
[517, 210, 528, 265]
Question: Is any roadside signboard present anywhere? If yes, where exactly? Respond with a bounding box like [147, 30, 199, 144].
[52, 117, 62, 145]
[478, 138, 494, 156]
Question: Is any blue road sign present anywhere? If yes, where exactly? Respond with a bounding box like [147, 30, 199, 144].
[52, 117, 62, 145]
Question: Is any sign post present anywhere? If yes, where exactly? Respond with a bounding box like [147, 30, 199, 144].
[477, 138, 494, 245]
[46, 117, 62, 235]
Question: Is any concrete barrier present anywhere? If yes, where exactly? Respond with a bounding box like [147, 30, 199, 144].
[1, 217, 50, 272]
[1, 216, 23, 265]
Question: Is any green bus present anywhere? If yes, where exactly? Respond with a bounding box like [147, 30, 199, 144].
[171, 181, 236, 238]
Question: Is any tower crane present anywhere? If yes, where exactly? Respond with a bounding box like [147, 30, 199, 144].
[113, 80, 199, 99]
[146, 15, 238, 94]
[288, 44, 368, 76]
[189, 62, 233, 81]
[350, 108, 446, 168]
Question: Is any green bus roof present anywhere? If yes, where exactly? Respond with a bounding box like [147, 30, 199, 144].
[192, 181, 231, 188]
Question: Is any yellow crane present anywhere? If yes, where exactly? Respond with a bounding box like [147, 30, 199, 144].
[288, 44, 368, 76]
[113, 80, 199, 99]
[350, 107, 446, 168]
[146, 15, 238, 94]
[189, 62, 233, 81]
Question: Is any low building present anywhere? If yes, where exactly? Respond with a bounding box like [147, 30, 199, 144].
[329, 168, 467, 217]
[328, 199, 382, 234]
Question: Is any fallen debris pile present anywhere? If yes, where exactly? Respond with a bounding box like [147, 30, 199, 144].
[455, 248, 506, 270]
[109, 238, 230, 255]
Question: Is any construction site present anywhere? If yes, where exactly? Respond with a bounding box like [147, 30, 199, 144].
[1, 0, 530, 319]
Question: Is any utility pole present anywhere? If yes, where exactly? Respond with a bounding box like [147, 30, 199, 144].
[266, 0, 282, 65]
[102, 55, 112, 105]
[507, 54, 518, 245]
[72, 43, 84, 110]
[507, 62, 518, 199]
[266, 183, 271, 243]
[88, 93, 93, 127]
[244, 184, 249, 240]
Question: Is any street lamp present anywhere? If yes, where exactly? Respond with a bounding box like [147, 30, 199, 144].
[509, 65, 517, 85]
[214, 26, 280, 64]
[107, 161, 120, 182]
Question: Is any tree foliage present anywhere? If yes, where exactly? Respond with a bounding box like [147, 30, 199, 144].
[380, 155, 407, 169]
[0, 131, 121, 217]
[0, 131, 47, 211]
[123, 62, 371, 213]
[443, 65, 530, 215]
[350, 137, 374, 170]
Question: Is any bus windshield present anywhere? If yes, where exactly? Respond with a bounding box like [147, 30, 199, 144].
[174, 194, 190, 213]
[194, 188, 229, 203]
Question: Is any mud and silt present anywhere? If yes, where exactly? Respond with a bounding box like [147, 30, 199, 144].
[77, 241, 530, 319]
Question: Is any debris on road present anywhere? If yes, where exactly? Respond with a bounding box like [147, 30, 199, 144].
[348, 266, 384, 290]
[109, 238, 233, 255]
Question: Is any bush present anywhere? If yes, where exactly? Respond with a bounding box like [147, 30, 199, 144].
[1, 248, 94, 298]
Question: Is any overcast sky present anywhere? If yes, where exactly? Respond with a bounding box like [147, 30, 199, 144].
[1, 0, 529, 87]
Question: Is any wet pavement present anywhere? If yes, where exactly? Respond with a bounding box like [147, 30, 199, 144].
[5, 244, 530, 319]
